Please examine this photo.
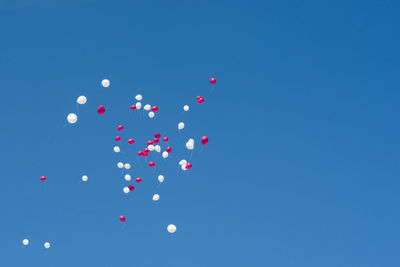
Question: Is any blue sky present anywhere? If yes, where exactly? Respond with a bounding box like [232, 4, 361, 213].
[0, 0, 399, 266]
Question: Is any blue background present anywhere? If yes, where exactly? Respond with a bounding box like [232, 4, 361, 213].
[1, 0, 399, 266]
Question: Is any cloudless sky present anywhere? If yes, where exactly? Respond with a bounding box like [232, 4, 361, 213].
[0, 0, 399, 266]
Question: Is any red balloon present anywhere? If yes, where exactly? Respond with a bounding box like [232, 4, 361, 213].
[151, 106, 159, 112]
[196, 96, 202, 101]
[120, 215, 126, 222]
[115, 136, 121, 142]
[198, 97, 204, 104]
[154, 132, 161, 138]
[149, 161, 156, 167]
[201, 136, 208, 145]
[40, 176, 46, 181]
[97, 105, 106, 115]
[185, 163, 192, 169]
[117, 125, 123, 131]
[210, 77, 216, 85]
[147, 140, 153, 145]
[128, 185, 135, 191]
[163, 137, 169, 142]
[130, 105, 136, 110]
[144, 148, 150, 153]
[166, 147, 172, 153]
[138, 150, 144, 156]
[153, 138, 159, 144]
[128, 138, 135, 144]
[135, 177, 142, 183]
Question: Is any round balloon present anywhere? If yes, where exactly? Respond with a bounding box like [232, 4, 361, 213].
[166, 147, 172, 153]
[128, 185, 135, 191]
[163, 137, 169, 142]
[153, 194, 160, 201]
[113, 146, 120, 153]
[135, 94, 142, 101]
[210, 77, 216, 85]
[123, 187, 129, 194]
[97, 105, 106, 115]
[130, 105, 136, 110]
[201, 136, 209, 145]
[120, 215, 126, 222]
[149, 161, 156, 167]
[167, 224, 176, 233]
[77, 96, 87, 105]
[185, 163, 192, 169]
[198, 98, 204, 104]
[125, 174, 131, 181]
[124, 163, 131, 170]
[117, 125, 123, 131]
[153, 138, 159, 144]
[101, 79, 110, 87]
[117, 162, 124, 168]
[178, 122, 185, 130]
[183, 105, 189, 111]
[67, 113, 78, 124]
[138, 150, 144, 156]
[155, 145, 161, 152]
[135, 177, 142, 183]
[148, 112, 155, 118]
[144, 104, 151, 111]
[154, 132, 161, 138]
[44, 242, 51, 249]
[158, 175, 164, 183]
[40, 176, 46, 181]
[136, 102, 142, 109]
[115, 136, 121, 142]
[148, 145, 155, 151]
[151, 106, 158, 112]
[162, 151, 168, 158]
[82, 175, 88, 182]
[128, 138, 134, 144]
[22, 239, 29, 246]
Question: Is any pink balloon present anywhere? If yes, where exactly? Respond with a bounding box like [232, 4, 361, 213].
[120, 215, 126, 222]
[128, 138, 135, 144]
[196, 96, 202, 101]
[115, 136, 121, 142]
[154, 132, 161, 138]
[135, 177, 142, 183]
[154, 138, 159, 144]
[144, 148, 150, 153]
[147, 140, 153, 146]
[130, 105, 136, 110]
[210, 77, 216, 85]
[198, 97, 204, 104]
[201, 136, 208, 145]
[138, 150, 144, 156]
[149, 161, 156, 167]
[151, 106, 158, 112]
[128, 185, 135, 191]
[40, 176, 46, 181]
[166, 147, 172, 153]
[117, 125, 123, 131]
[163, 137, 169, 142]
[185, 163, 192, 169]
[97, 105, 106, 115]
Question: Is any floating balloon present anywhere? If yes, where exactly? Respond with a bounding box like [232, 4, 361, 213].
[201, 136, 209, 145]
[210, 77, 216, 85]
[178, 122, 185, 130]
[117, 125, 123, 131]
[151, 106, 158, 112]
[179, 159, 187, 166]
[123, 187, 129, 194]
[124, 163, 131, 170]
[101, 79, 110, 87]
[153, 194, 160, 201]
[163, 137, 169, 142]
[22, 239, 29, 246]
[148, 145, 155, 151]
[158, 175, 164, 183]
[40, 176, 46, 181]
[135, 94, 142, 101]
[120, 215, 126, 222]
[186, 142, 194, 150]
[155, 145, 161, 152]
[136, 102, 142, 109]
[147, 140, 153, 145]
[162, 151, 168, 158]
[130, 105, 136, 110]
[154, 138, 159, 144]
[125, 174, 131, 181]
[167, 224, 176, 233]
[155, 133, 161, 138]
[149, 161, 156, 167]
[196, 96, 202, 101]
[185, 163, 192, 169]
[82, 175, 88, 182]
[138, 150, 144, 156]
[117, 162, 124, 168]
[128, 185, 135, 191]
[198, 97, 204, 104]
[128, 138, 135, 144]
[135, 177, 142, 183]
[148, 112, 155, 118]
[77, 96, 87, 105]
[188, 139, 194, 143]
[184, 105, 189, 111]
[144, 104, 151, 111]
[113, 146, 120, 153]
[181, 165, 187, 171]
[115, 136, 121, 142]
[144, 148, 150, 154]
[67, 113, 78, 124]
[44, 242, 51, 249]
[166, 147, 172, 153]
[97, 105, 106, 115]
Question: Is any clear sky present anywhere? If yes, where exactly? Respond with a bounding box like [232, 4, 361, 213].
[0, 0, 399, 266]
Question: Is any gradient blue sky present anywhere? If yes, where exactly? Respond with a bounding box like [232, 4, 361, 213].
[1, 0, 400, 266]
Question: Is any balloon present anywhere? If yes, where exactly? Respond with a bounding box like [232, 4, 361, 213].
[183, 105, 189, 111]
[158, 175, 164, 183]
[130, 105, 136, 110]
[201, 136, 209, 145]
[198, 97, 204, 104]
[123, 187, 129, 194]
[44, 242, 51, 249]
[210, 77, 216, 85]
[148, 112, 155, 118]
[154, 133, 161, 138]
[138, 150, 144, 156]
[144, 148, 150, 154]
[185, 163, 192, 169]
[97, 105, 106, 115]
[113, 146, 120, 153]
[155, 145, 161, 152]
[188, 139, 194, 143]
[147, 140, 153, 145]
[181, 165, 187, 171]
[135, 177, 142, 183]
[153, 194, 160, 201]
[167, 224, 176, 233]
[162, 151, 168, 158]
[179, 159, 187, 166]
[178, 122, 185, 130]
[125, 174, 131, 181]
[186, 142, 194, 150]
[82, 175, 88, 182]
[136, 102, 142, 109]
[135, 94, 142, 101]
[22, 239, 29, 246]
[144, 104, 151, 111]
[196, 96, 202, 100]
[124, 163, 131, 170]
[67, 113, 78, 124]
[153, 138, 159, 144]
[120, 215, 126, 222]
[128, 138, 135, 144]
[151, 106, 158, 112]
[77, 96, 87, 105]
[117, 125, 123, 131]
[117, 162, 124, 168]
[101, 79, 110, 87]
[148, 145, 155, 151]
[115, 136, 121, 142]
[149, 161, 156, 167]
[166, 147, 172, 153]
[128, 185, 135, 191]
[40, 176, 46, 181]
[163, 137, 169, 142]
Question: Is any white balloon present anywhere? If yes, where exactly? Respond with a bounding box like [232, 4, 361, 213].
[136, 102, 142, 109]
[67, 113, 78, 124]
[188, 139, 194, 144]
[181, 165, 187, 171]
[148, 112, 155, 118]
[113, 146, 120, 153]
[22, 239, 29, 246]
[152, 194, 160, 201]
[117, 162, 124, 168]
[167, 224, 176, 233]
[178, 122, 185, 130]
[44, 242, 51, 249]
[155, 145, 161, 152]
[183, 105, 189, 111]
[158, 175, 164, 183]
[179, 159, 187, 166]
[144, 104, 151, 111]
[124, 163, 131, 170]
[77, 95, 87, 105]
[186, 142, 194, 150]
[101, 79, 110, 88]
[148, 145, 155, 151]
[123, 187, 129, 194]
[162, 151, 168, 158]
[82, 175, 88, 182]
[125, 174, 131, 181]
[135, 94, 142, 101]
